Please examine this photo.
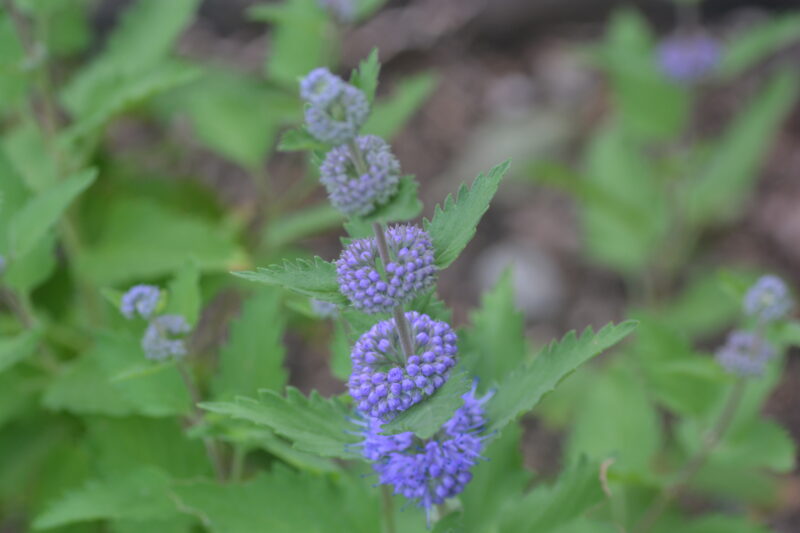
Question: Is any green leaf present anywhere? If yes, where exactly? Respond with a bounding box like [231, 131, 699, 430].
[356, 176, 422, 225]
[232, 257, 345, 303]
[76, 197, 246, 286]
[8, 168, 96, 258]
[277, 127, 328, 152]
[424, 160, 510, 269]
[44, 331, 190, 417]
[33, 467, 177, 530]
[178, 68, 297, 169]
[566, 362, 662, 473]
[86, 417, 211, 479]
[461, 270, 527, 388]
[0, 328, 41, 374]
[686, 71, 798, 225]
[500, 459, 604, 533]
[201, 388, 359, 459]
[350, 48, 380, 103]
[363, 73, 437, 140]
[381, 371, 471, 439]
[719, 14, 800, 79]
[61, 0, 200, 116]
[250, 0, 333, 87]
[213, 289, 288, 399]
[485, 321, 637, 434]
[165, 263, 201, 326]
[265, 203, 343, 248]
[459, 423, 531, 532]
[171, 467, 379, 533]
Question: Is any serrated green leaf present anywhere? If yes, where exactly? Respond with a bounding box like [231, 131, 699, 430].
[350, 48, 380, 103]
[201, 388, 359, 459]
[719, 14, 800, 79]
[213, 289, 287, 399]
[686, 71, 798, 225]
[362, 73, 437, 140]
[8, 168, 96, 258]
[424, 160, 510, 269]
[33, 467, 177, 530]
[485, 321, 637, 434]
[0, 328, 41, 374]
[232, 257, 345, 303]
[381, 371, 471, 439]
[461, 271, 527, 388]
[165, 263, 201, 326]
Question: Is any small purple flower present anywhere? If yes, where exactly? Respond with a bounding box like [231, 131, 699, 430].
[715, 330, 776, 377]
[744, 275, 793, 323]
[657, 32, 720, 84]
[121, 285, 161, 320]
[300, 68, 369, 145]
[311, 298, 340, 318]
[336, 225, 437, 314]
[320, 135, 401, 217]
[360, 385, 491, 519]
[349, 311, 457, 420]
[142, 314, 191, 361]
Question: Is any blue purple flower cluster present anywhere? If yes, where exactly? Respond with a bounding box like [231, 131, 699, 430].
[300, 68, 369, 146]
[359, 386, 491, 519]
[320, 135, 401, 217]
[336, 225, 437, 314]
[716, 275, 793, 377]
[348, 311, 457, 419]
[119, 284, 191, 361]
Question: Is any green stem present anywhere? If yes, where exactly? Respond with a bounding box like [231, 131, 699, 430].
[381, 485, 396, 533]
[633, 378, 746, 533]
[177, 361, 226, 481]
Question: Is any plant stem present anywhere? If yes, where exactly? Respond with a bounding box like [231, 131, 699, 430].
[177, 361, 226, 481]
[372, 222, 414, 360]
[633, 378, 746, 533]
[381, 485, 396, 533]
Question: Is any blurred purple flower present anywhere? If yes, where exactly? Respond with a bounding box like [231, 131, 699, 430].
[142, 314, 191, 361]
[715, 330, 776, 377]
[657, 32, 720, 84]
[121, 284, 160, 320]
[744, 275, 793, 323]
[300, 68, 369, 145]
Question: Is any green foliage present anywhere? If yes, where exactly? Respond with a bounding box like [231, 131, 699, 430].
[233, 257, 346, 303]
[425, 160, 510, 269]
[486, 321, 638, 434]
[719, 14, 800, 79]
[201, 388, 360, 459]
[212, 289, 288, 398]
[461, 270, 527, 388]
[165, 263, 201, 326]
[363, 73, 438, 139]
[0, 328, 41, 374]
[350, 48, 381, 103]
[685, 71, 798, 225]
[8, 168, 96, 258]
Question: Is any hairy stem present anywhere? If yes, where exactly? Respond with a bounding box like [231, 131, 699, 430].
[633, 378, 746, 533]
[177, 361, 226, 481]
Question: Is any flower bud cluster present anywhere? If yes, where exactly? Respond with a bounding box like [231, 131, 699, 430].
[715, 330, 775, 377]
[657, 32, 720, 84]
[348, 311, 457, 420]
[120, 285, 191, 361]
[336, 225, 437, 314]
[300, 68, 369, 146]
[744, 275, 793, 323]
